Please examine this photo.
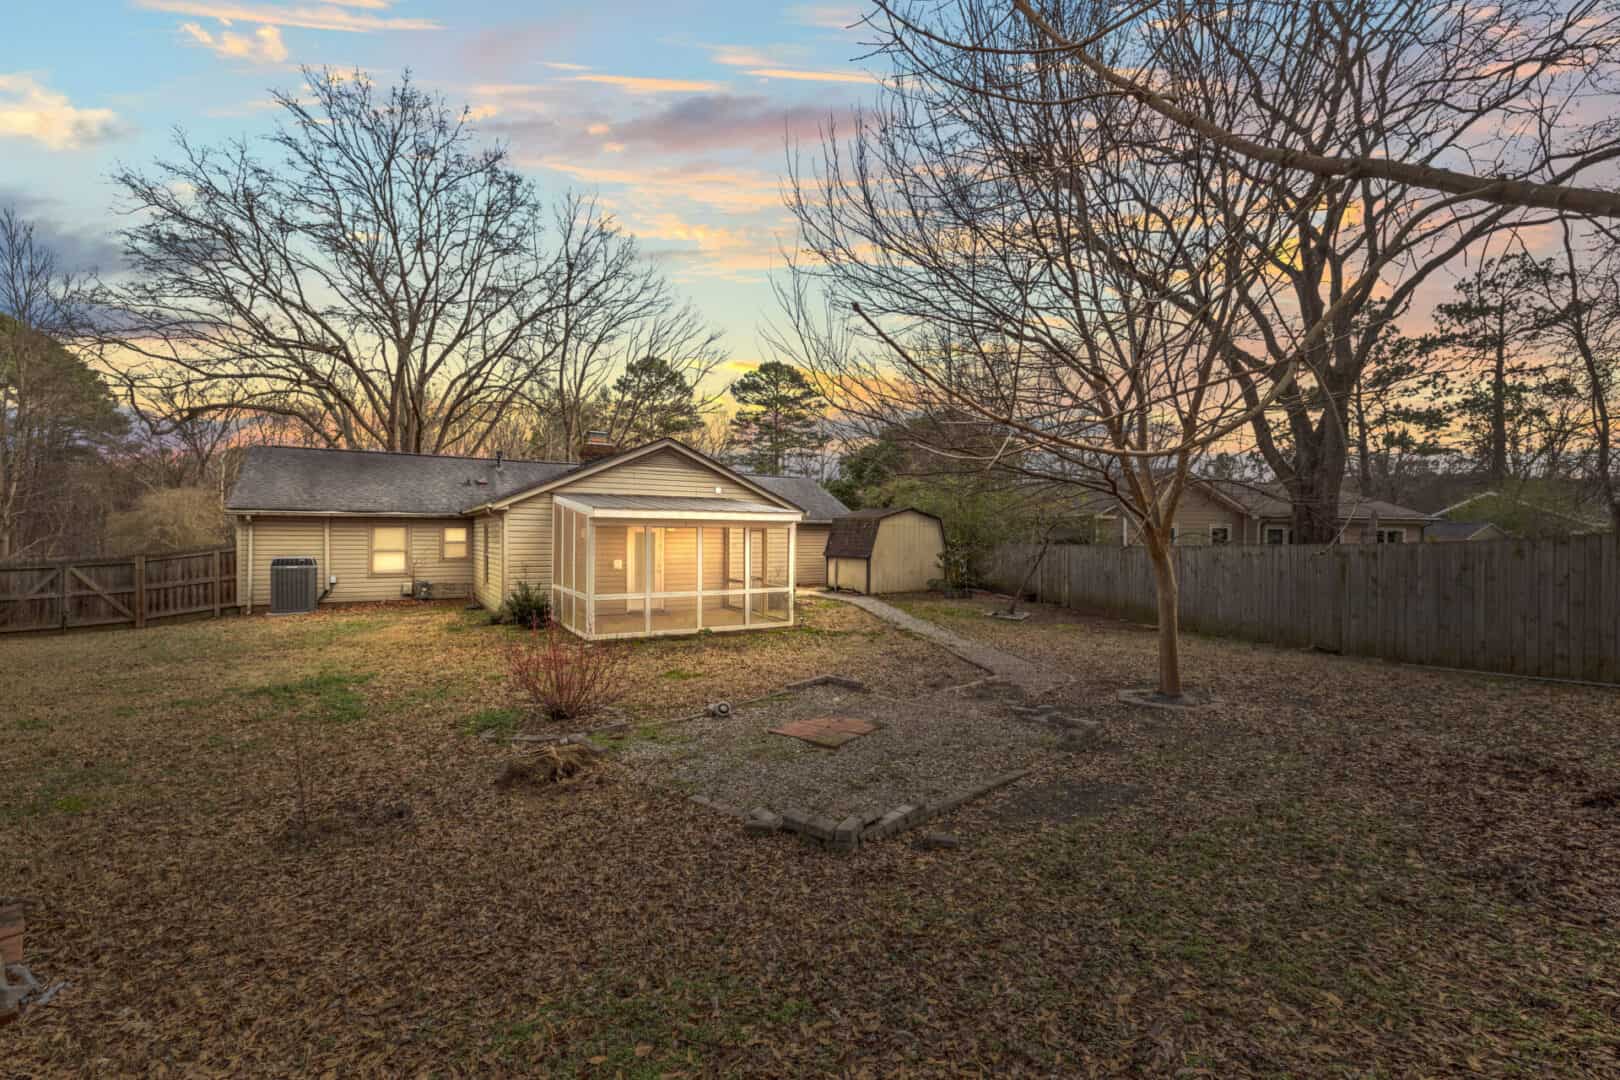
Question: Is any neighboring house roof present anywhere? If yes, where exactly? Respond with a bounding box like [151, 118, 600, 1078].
[741, 473, 848, 524]
[824, 507, 942, 559]
[226, 445, 573, 515]
[1426, 520, 1509, 542]
[226, 440, 850, 522]
[1195, 479, 1429, 522]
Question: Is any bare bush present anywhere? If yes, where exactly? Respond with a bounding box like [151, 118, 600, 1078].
[505, 622, 628, 723]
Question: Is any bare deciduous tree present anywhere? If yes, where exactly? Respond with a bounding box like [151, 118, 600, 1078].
[1537, 225, 1620, 533]
[105, 69, 577, 455]
[527, 202, 726, 460]
[870, 1, 1620, 540]
[773, 4, 1306, 696]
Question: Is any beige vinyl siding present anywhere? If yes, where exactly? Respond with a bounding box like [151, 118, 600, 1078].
[472, 512, 505, 611]
[1117, 488, 1246, 546]
[1282, 517, 1427, 544]
[557, 448, 761, 500]
[244, 517, 322, 609]
[239, 515, 473, 609]
[796, 524, 830, 585]
[1168, 489, 1246, 545]
[407, 522, 475, 595]
[868, 511, 945, 593]
[828, 556, 869, 593]
[503, 493, 553, 593]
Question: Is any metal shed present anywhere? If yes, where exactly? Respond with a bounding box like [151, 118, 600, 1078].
[824, 507, 946, 595]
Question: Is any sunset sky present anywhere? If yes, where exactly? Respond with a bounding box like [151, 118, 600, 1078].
[4, 1, 879, 383]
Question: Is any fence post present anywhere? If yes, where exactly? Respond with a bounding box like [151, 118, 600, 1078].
[58, 561, 68, 630]
[133, 554, 146, 629]
[212, 549, 222, 617]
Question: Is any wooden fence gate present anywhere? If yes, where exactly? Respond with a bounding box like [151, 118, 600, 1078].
[986, 536, 1620, 685]
[0, 548, 237, 634]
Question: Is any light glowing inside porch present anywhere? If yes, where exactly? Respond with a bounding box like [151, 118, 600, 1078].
[549, 495, 799, 639]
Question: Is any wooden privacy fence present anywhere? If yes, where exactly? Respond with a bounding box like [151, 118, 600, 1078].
[0, 548, 237, 634]
[986, 536, 1620, 685]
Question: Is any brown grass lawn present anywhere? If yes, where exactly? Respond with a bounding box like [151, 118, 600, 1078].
[3, 594, 1618, 1075]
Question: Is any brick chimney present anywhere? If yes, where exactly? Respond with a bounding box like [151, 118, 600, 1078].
[579, 430, 617, 463]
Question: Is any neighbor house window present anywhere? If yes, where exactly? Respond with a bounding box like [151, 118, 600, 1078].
[442, 525, 469, 560]
[371, 526, 408, 575]
[1376, 528, 1406, 544]
[1264, 526, 1290, 545]
[1210, 526, 1232, 545]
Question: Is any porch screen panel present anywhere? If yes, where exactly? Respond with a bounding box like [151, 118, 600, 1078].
[650, 594, 698, 633]
[701, 527, 729, 588]
[573, 512, 587, 594]
[594, 525, 629, 595]
[702, 593, 749, 628]
[662, 527, 697, 593]
[763, 526, 789, 586]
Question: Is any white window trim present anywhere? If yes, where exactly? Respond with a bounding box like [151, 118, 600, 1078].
[1263, 525, 1292, 545]
[441, 525, 469, 561]
[370, 525, 409, 576]
[1376, 527, 1407, 544]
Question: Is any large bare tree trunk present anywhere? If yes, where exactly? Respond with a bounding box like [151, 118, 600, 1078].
[1147, 538, 1182, 698]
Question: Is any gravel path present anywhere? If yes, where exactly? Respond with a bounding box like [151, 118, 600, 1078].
[810, 590, 1065, 694]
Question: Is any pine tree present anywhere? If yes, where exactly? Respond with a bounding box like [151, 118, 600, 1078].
[727, 361, 826, 474]
[602, 355, 704, 445]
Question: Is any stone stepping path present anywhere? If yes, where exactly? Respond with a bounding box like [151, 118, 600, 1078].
[810, 591, 1064, 695]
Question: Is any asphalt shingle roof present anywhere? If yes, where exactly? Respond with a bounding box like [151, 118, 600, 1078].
[1197, 479, 1429, 521]
[227, 446, 577, 515]
[226, 444, 850, 521]
[740, 473, 849, 523]
[824, 507, 939, 559]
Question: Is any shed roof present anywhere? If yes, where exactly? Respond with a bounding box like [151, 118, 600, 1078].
[824, 507, 942, 559]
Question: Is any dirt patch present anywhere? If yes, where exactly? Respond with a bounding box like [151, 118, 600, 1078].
[992, 779, 1145, 825]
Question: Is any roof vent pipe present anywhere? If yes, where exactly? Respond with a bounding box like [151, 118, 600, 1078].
[495, 448, 504, 470]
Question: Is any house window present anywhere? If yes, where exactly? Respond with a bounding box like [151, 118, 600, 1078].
[1210, 525, 1232, 545]
[482, 522, 490, 584]
[1376, 528, 1406, 544]
[371, 526, 408, 575]
[442, 525, 469, 560]
[1168, 527, 1179, 544]
[1264, 526, 1291, 545]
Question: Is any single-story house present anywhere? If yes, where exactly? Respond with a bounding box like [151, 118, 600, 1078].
[1105, 479, 1433, 545]
[1424, 520, 1511, 543]
[225, 436, 849, 639]
[825, 507, 946, 594]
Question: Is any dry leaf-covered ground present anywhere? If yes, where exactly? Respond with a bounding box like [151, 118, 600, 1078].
[3, 594, 1618, 1076]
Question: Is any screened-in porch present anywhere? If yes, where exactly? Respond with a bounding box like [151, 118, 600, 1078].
[549, 494, 801, 640]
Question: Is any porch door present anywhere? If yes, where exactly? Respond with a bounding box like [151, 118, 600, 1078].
[626, 527, 665, 612]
